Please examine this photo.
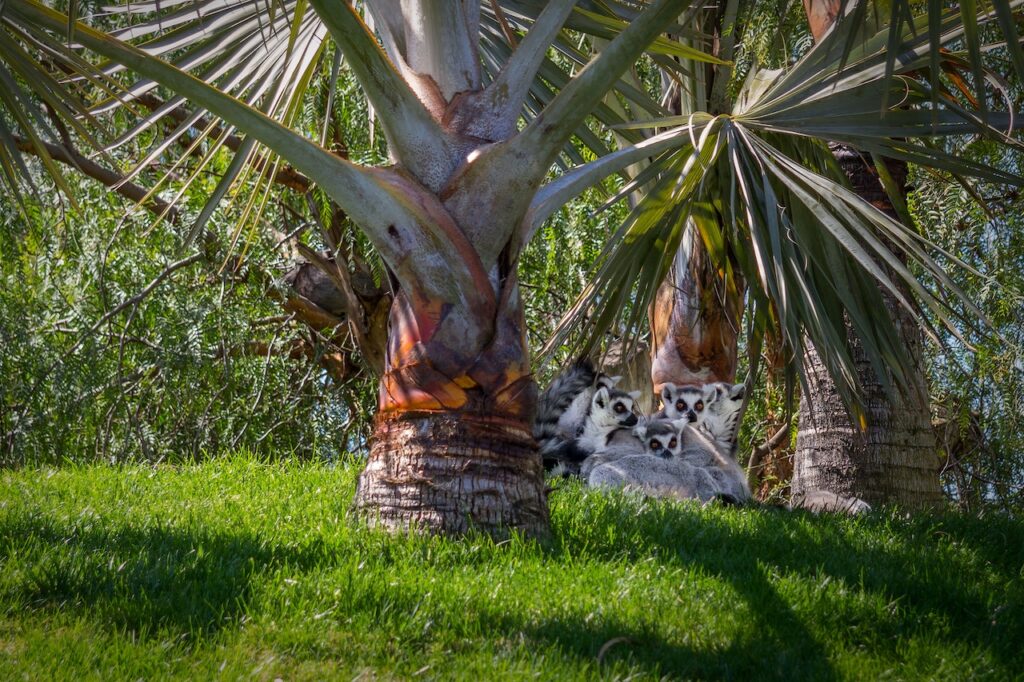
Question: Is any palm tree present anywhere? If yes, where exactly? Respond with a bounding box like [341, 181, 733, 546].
[3, 0, 1022, 534]
[643, 1, 974, 508]
[791, 0, 944, 509]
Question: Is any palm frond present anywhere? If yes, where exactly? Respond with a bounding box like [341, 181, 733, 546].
[551, 0, 1024, 410]
[0, 7, 121, 207]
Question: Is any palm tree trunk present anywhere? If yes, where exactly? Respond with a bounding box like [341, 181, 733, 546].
[359, 413, 546, 535]
[793, 1, 943, 510]
[650, 228, 743, 389]
[353, 284, 549, 537]
[649, 6, 744, 393]
[792, 159, 942, 508]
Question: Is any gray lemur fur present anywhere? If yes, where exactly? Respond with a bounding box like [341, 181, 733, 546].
[588, 453, 721, 502]
[675, 424, 751, 503]
[558, 373, 621, 440]
[579, 415, 681, 480]
[535, 358, 621, 473]
[588, 421, 751, 504]
[575, 386, 641, 454]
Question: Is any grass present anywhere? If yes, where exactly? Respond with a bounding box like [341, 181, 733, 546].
[0, 456, 1021, 680]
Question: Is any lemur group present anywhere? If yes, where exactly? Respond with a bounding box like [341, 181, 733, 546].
[534, 357, 750, 505]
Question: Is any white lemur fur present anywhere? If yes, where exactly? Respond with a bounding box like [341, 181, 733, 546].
[534, 358, 621, 472]
[579, 416, 682, 479]
[547, 385, 639, 477]
[699, 382, 746, 457]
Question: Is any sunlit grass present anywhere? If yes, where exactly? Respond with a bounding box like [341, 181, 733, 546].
[1, 455, 1021, 680]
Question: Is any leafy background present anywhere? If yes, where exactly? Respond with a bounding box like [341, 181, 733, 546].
[0, 0, 1021, 514]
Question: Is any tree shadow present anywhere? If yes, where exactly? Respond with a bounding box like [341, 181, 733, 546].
[509, 562, 840, 680]
[547, 500, 1024, 671]
[2, 501, 1020, 677]
[0, 514, 318, 636]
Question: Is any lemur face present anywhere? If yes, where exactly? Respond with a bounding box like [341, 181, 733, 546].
[591, 386, 640, 429]
[660, 383, 717, 424]
[634, 419, 683, 459]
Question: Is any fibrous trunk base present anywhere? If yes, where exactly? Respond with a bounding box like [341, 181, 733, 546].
[353, 412, 549, 537]
[793, 145, 944, 511]
[794, 302, 944, 510]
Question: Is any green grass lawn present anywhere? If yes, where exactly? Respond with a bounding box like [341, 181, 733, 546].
[1, 456, 1021, 680]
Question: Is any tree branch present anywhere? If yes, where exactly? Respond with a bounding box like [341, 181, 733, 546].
[13, 135, 180, 222]
[292, 241, 385, 373]
[442, 0, 687, 268]
[746, 422, 792, 490]
[463, 0, 577, 140]
[12, 2, 496, 329]
[309, 0, 457, 191]
[66, 252, 205, 357]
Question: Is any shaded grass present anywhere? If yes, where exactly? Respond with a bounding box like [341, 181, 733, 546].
[1, 456, 1021, 680]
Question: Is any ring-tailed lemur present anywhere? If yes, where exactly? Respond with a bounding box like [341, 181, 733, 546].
[546, 385, 639, 477]
[579, 415, 681, 479]
[587, 419, 721, 501]
[658, 382, 717, 424]
[675, 423, 751, 504]
[587, 418, 751, 504]
[534, 358, 620, 471]
[699, 382, 746, 457]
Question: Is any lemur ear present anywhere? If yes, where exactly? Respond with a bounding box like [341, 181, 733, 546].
[730, 383, 746, 400]
[661, 383, 675, 400]
[608, 375, 623, 386]
[594, 386, 608, 408]
[632, 422, 647, 438]
[628, 390, 641, 401]
[704, 384, 720, 402]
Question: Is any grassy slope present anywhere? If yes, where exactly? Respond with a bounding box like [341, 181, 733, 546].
[0, 457, 1021, 681]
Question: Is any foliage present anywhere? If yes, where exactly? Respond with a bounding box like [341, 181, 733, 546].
[909, 145, 1024, 514]
[6, 0, 1024, 422]
[2, 0, 1024, 512]
[1, 457, 1022, 680]
[0, 170, 374, 465]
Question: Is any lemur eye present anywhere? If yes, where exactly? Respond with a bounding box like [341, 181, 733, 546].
[614, 403, 625, 413]
[676, 401, 686, 411]
[649, 439, 661, 450]
[695, 400, 704, 411]
[669, 438, 678, 448]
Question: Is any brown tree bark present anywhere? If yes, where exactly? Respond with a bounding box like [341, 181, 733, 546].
[793, 1, 943, 509]
[650, 228, 744, 391]
[354, 280, 549, 537]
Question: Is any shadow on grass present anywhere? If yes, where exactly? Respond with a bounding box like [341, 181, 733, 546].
[510, 562, 839, 680]
[548, 497, 1024, 673]
[0, 515, 321, 637]
[1, 498, 1020, 678]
